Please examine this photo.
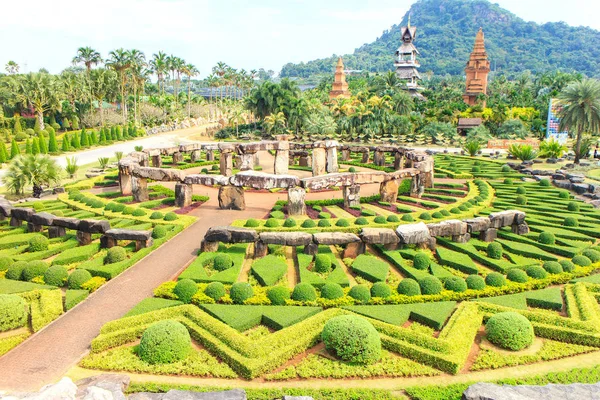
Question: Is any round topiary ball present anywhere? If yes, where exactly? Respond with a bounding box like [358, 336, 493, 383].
[314, 254, 332, 273]
[397, 278, 421, 296]
[540, 178, 551, 187]
[559, 259, 575, 272]
[526, 265, 548, 279]
[28, 234, 49, 252]
[132, 208, 146, 217]
[318, 219, 331, 227]
[292, 282, 317, 302]
[564, 217, 579, 227]
[267, 286, 290, 305]
[485, 272, 506, 287]
[264, 218, 280, 228]
[572, 255, 592, 267]
[105, 246, 127, 264]
[348, 167, 357, 173]
[419, 212, 432, 220]
[471, 166, 481, 173]
[543, 261, 563, 274]
[204, 282, 226, 301]
[6, 261, 27, 280]
[354, 217, 368, 226]
[413, 253, 430, 270]
[386, 215, 400, 223]
[501, 165, 511, 172]
[370, 282, 391, 298]
[150, 211, 164, 220]
[485, 312, 534, 351]
[321, 315, 381, 364]
[349, 284, 371, 303]
[43, 265, 68, 286]
[507, 268, 529, 283]
[419, 276, 443, 295]
[515, 195, 527, 205]
[567, 202, 580, 212]
[213, 254, 233, 271]
[230, 282, 253, 304]
[320, 283, 344, 300]
[301, 219, 317, 228]
[374, 216, 387, 224]
[68, 269, 92, 289]
[444, 276, 467, 292]
[0, 294, 27, 331]
[582, 249, 600, 263]
[0, 256, 13, 272]
[516, 186, 527, 195]
[450, 208, 461, 214]
[504, 178, 513, 184]
[466, 274, 486, 290]
[487, 242, 503, 260]
[164, 212, 178, 221]
[401, 214, 414, 222]
[538, 232, 555, 245]
[152, 225, 168, 239]
[283, 218, 297, 228]
[122, 206, 135, 215]
[174, 279, 198, 304]
[22, 260, 49, 281]
[559, 190, 570, 199]
[139, 320, 191, 364]
[245, 218, 260, 227]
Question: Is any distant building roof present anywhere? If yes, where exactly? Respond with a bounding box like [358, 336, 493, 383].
[458, 118, 483, 128]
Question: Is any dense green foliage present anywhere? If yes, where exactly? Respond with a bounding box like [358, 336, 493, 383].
[321, 315, 381, 364]
[173, 279, 198, 304]
[138, 320, 191, 364]
[485, 312, 534, 351]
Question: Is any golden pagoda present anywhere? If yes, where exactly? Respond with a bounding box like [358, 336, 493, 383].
[329, 57, 351, 100]
[463, 28, 491, 106]
[395, 16, 423, 96]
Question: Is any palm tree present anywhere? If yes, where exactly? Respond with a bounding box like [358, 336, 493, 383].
[89, 68, 118, 125]
[150, 51, 168, 95]
[106, 49, 132, 119]
[5, 61, 19, 75]
[558, 79, 600, 163]
[11, 73, 62, 131]
[72, 47, 102, 72]
[264, 112, 286, 136]
[3, 154, 62, 197]
[181, 63, 199, 118]
[127, 49, 147, 123]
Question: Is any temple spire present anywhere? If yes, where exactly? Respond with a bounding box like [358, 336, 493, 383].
[463, 28, 490, 107]
[329, 57, 351, 100]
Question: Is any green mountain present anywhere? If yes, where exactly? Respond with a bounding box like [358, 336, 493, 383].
[280, 0, 600, 78]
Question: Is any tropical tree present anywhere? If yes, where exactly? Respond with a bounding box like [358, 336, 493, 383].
[65, 157, 79, 178]
[539, 138, 568, 159]
[72, 47, 102, 71]
[127, 49, 147, 123]
[10, 73, 62, 131]
[5, 61, 19, 75]
[182, 63, 199, 118]
[89, 68, 118, 125]
[264, 112, 287, 136]
[558, 79, 600, 163]
[3, 154, 62, 197]
[106, 49, 132, 119]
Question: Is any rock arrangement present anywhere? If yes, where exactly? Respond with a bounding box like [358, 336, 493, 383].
[0, 201, 152, 250]
[462, 381, 600, 400]
[200, 210, 528, 256]
[0, 374, 311, 400]
[118, 140, 435, 212]
[144, 117, 219, 136]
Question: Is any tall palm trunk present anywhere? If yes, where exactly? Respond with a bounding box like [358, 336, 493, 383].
[575, 130, 583, 164]
[187, 77, 191, 118]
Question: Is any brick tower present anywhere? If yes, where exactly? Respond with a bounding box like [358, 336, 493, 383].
[463, 28, 491, 106]
[329, 57, 351, 100]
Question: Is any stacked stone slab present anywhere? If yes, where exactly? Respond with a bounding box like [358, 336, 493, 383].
[101, 229, 153, 251]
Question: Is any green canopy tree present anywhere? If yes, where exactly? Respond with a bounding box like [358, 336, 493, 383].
[25, 139, 32, 154]
[61, 135, 70, 152]
[48, 130, 58, 153]
[10, 139, 19, 159]
[2, 154, 62, 197]
[32, 137, 40, 155]
[37, 132, 47, 154]
[80, 127, 89, 147]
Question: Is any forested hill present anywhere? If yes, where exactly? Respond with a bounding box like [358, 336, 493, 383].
[280, 0, 600, 78]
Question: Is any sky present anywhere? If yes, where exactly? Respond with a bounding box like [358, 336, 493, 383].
[1, 0, 599, 78]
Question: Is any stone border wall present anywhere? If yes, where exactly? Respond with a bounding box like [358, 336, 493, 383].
[117, 140, 435, 213]
[199, 210, 527, 258]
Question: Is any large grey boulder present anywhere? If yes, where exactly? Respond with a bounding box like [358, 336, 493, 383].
[78, 219, 111, 234]
[204, 226, 233, 242]
[104, 229, 152, 241]
[259, 232, 313, 246]
[360, 228, 400, 245]
[134, 167, 184, 182]
[184, 174, 230, 186]
[52, 217, 81, 230]
[218, 186, 245, 210]
[313, 232, 361, 245]
[0, 198, 13, 217]
[161, 389, 246, 400]
[395, 222, 431, 245]
[11, 207, 34, 222]
[489, 210, 525, 228]
[228, 227, 259, 243]
[427, 219, 467, 237]
[229, 171, 300, 189]
[76, 373, 129, 400]
[29, 212, 55, 226]
[464, 217, 491, 233]
[462, 382, 600, 400]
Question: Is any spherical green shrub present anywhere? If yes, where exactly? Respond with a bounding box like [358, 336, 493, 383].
[315, 254, 332, 273]
[526, 265, 548, 279]
[348, 167, 357, 173]
[386, 215, 400, 223]
[370, 282, 391, 298]
[264, 218, 280, 228]
[132, 208, 147, 217]
[213, 254, 233, 271]
[487, 242, 503, 260]
[504, 178, 513, 184]
[458, 204, 469, 211]
[471, 166, 480, 173]
[152, 225, 168, 239]
[301, 219, 317, 228]
[43, 265, 68, 286]
[28, 234, 49, 252]
[507, 268, 529, 283]
[150, 211, 164, 220]
[543, 261, 563, 274]
[245, 218, 260, 227]
[105, 246, 127, 264]
[374, 216, 387, 224]
[582, 249, 600, 263]
[431, 211, 443, 219]
[270, 210, 285, 219]
[122, 206, 135, 215]
[292, 282, 317, 302]
[139, 320, 191, 364]
[354, 217, 368, 226]
[572, 255, 592, 267]
[318, 212, 331, 219]
[450, 207, 461, 214]
[349, 284, 371, 303]
[230, 282, 254, 304]
[558, 190, 570, 199]
[564, 217, 579, 227]
[516, 186, 527, 195]
[0, 294, 27, 332]
[173, 279, 198, 304]
[318, 219, 331, 227]
[485, 312, 534, 351]
[413, 253, 430, 270]
[321, 315, 381, 364]
[515, 195, 527, 205]
[0, 256, 13, 272]
[68, 269, 92, 289]
[485, 272, 506, 287]
[211, 164, 219, 171]
[419, 276, 443, 295]
[320, 283, 344, 299]
[397, 278, 421, 296]
[539, 178, 551, 187]
[444, 276, 467, 292]
[419, 212, 432, 220]
[312, 205, 323, 212]
[283, 218, 297, 228]
[22, 261, 49, 281]
[440, 209, 451, 216]
[401, 214, 414, 222]
[567, 202, 580, 212]
[466, 274, 486, 290]
[559, 260, 575, 272]
[538, 232, 555, 245]
[6, 261, 27, 280]
[267, 286, 290, 305]
[52, 210, 64, 217]
[204, 282, 226, 301]
[501, 165, 511, 172]
[112, 203, 126, 212]
[32, 202, 46, 211]
[164, 212, 178, 221]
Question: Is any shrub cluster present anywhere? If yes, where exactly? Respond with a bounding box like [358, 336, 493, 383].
[0, 294, 27, 332]
[230, 282, 253, 304]
[321, 315, 381, 364]
[485, 312, 534, 351]
[28, 234, 49, 252]
[138, 320, 191, 364]
[174, 279, 198, 304]
[291, 282, 317, 301]
[105, 246, 127, 264]
[267, 286, 290, 305]
[314, 254, 332, 273]
[213, 254, 233, 271]
[204, 282, 226, 301]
